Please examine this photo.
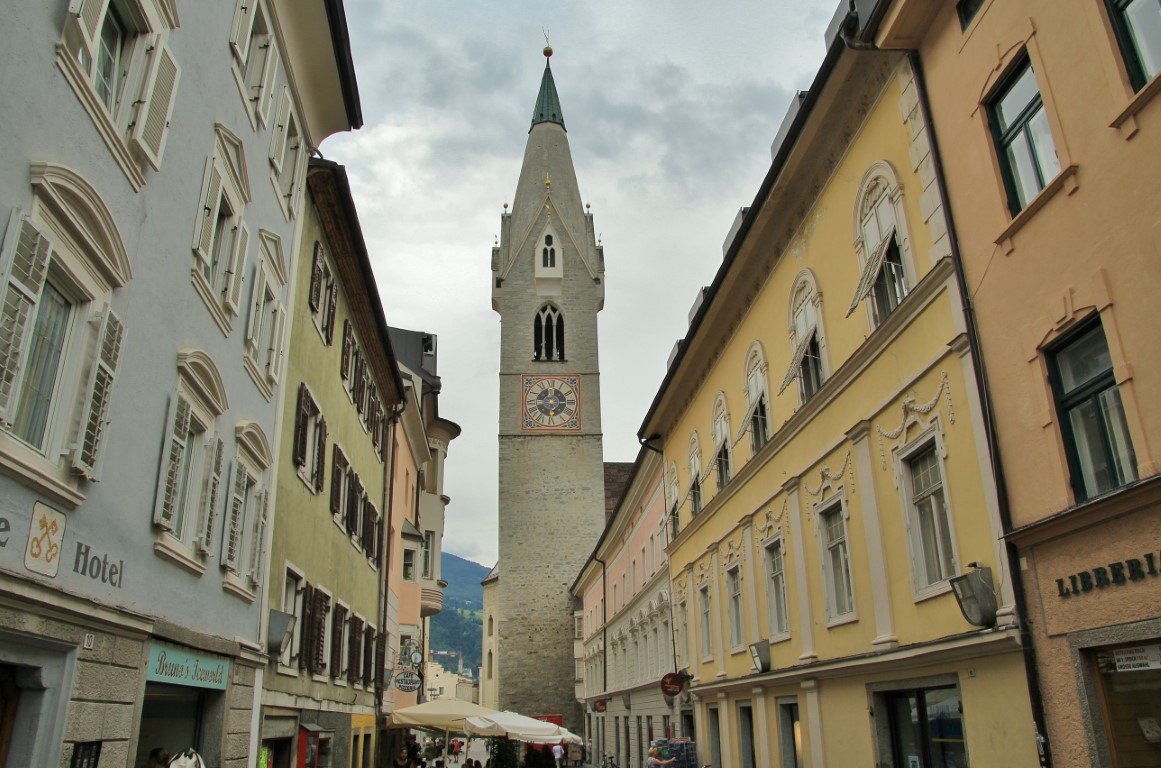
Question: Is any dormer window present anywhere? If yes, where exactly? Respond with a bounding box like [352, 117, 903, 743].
[542, 234, 556, 268]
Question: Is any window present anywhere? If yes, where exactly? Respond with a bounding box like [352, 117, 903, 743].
[292, 384, 326, 492]
[191, 128, 251, 333]
[229, 0, 279, 127]
[270, 87, 305, 219]
[533, 304, 565, 361]
[905, 442, 957, 591]
[988, 57, 1061, 215]
[59, 0, 180, 187]
[487, 650, 493, 679]
[311, 242, 338, 345]
[688, 436, 703, 516]
[348, 614, 365, 685]
[422, 531, 434, 578]
[575, 615, 584, 639]
[819, 502, 854, 621]
[745, 352, 770, 454]
[330, 602, 348, 681]
[712, 398, 732, 489]
[152, 352, 229, 571]
[884, 686, 966, 768]
[1050, 322, 1137, 501]
[487, 615, 493, 637]
[299, 583, 331, 674]
[542, 234, 556, 267]
[779, 278, 826, 403]
[726, 566, 743, 649]
[221, 423, 273, 599]
[766, 539, 790, 638]
[1107, 0, 1161, 90]
[575, 658, 584, 682]
[403, 548, 416, 581]
[70, 741, 102, 768]
[244, 232, 287, 398]
[281, 567, 305, 668]
[0, 170, 130, 503]
[956, 0, 985, 29]
[698, 585, 712, 660]
[848, 180, 908, 325]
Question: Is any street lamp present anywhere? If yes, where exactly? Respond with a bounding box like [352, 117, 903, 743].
[949, 563, 998, 627]
[747, 640, 771, 673]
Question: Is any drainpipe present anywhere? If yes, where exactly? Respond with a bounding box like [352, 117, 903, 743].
[377, 402, 405, 721]
[593, 556, 608, 694]
[908, 50, 1053, 768]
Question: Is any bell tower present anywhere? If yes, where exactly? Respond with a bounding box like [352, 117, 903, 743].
[491, 47, 606, 729]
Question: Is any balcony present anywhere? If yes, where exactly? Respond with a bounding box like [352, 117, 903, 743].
[420, 579, 447, 617]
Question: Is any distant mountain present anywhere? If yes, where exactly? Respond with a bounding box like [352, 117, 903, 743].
[429, 553, 491, 675]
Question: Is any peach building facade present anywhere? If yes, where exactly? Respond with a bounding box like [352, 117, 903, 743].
[865, 1, 1161, 765]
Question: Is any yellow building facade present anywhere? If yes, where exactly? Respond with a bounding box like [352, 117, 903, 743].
[642, 36, 1041, 768]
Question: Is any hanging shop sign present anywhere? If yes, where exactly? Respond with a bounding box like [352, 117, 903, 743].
[394, 671, 422, 692]
[592, 699, 607, 713]
[1113, 645, 1161, 672]
[147, 643, 230, 690]
[1054, 551, 1160, 598]
[660, 672, 685, 697]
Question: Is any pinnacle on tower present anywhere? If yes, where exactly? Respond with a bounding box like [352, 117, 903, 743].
[531, 46, 565, 132]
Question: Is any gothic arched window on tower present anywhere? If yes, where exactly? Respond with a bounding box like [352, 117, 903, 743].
[533, 304, 565, 361]
[542, 234, 556, 268]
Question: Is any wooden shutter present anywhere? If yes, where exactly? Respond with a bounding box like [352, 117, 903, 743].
[330, 447, 347, 515]
[198, 436, 224, 554]
[68, 0, 110, 65]
[228, 0, 253, 64]
[346, 474, 362, 534]
[374, 631, 387, 688]
[152, 392, 191, 531]
[248, 488, 268, 586]
[313, 416, 327, 492]
[323, 283, 336, 344]
[269, 90, 290, 172]
[361, 498, 373, 552]
[374, 513, 384, 563]
[244, 267, 265, 354]
[192, 158, 223, 267]
[0, 211, 51, 421]
[256, 43, 280, 125]
[299, 582, 315, 670]
[354, 357, 366, 413]
[224, 220, 249, 316]
[309, 242, 324, 312]
[221, 460, 248, 573]
[313, 591, 330, 673]
[340, 319, 352, 379]
[72, 305, 124, 479]
[363, 627, 375, 687]
[130, 39, 180, 171]
[349, 616, 363, 683]
[292, 383, 308, 467]
[266, 303, 285, 383]
[330, 604, 346, 677]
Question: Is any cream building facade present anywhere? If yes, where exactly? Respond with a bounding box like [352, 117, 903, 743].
[640, 10, 1041, 767]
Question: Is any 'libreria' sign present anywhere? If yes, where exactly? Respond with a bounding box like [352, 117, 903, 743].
[147, 643, 230, 690]
[1055, 551, 1160, 598]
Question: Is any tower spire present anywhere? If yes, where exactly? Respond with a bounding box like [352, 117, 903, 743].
[530, 45, 565, 131]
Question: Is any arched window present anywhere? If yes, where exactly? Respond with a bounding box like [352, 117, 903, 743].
[487, 650, 493, 679]
[848, 162, 912, 326]
[487, 615, 494, 636]
[541, 234, 556, 268]
[712, 395, 731, 489]
[532, 304, 565, 361]
[779, 272, 827, 403]
[745, 344, 770, 453]
[688, 433, 703, 515]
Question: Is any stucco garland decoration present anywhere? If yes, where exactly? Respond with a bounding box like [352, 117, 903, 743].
[719, 535, 743, 572]
[802, 451, 853, 498]
[695, 560, 711, 587]
[756, 501, 788, 542]
[673, 573, 687, 602]
[876, 371, 955, 469]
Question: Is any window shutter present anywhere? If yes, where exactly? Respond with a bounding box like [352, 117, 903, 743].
[323, 283, 337, 344]
[330, 605, 346, 677]
[313, 591, 330, 673]
[354, 358, 366, 414]
[221, 460, 248, 573]
[192, 159, 223, 267]
[248, 488, 268, 586]
[255, 43, 280, 125]
[198, 436, 224, 554]
[228, 0, 253, 64]
[340, 319, 352, 379]
[846, 226, 897, 317]
[292, 383, 308, 467]
[245, 269, 265, 355]
[152, 392, 192, 532]
[224, 220, 249, 315]
[363, 627, 375, 687]
[330, 447, 347, 515]
[314, 416, 327, 492]
[309, 242, 324, 312]
[0, 211, 51, 422]
[269, 91, 290, 173]
[68, 0, 110, 65]
[345, 473, 361, 533]
[130, 39, 180, 171]
[376, 514, 384, 562]
[299, 582, 315, 671]
[349, 616, 363, 683]
[72, 305, 124, 479]
[266, 302, 285, 383]
[374, 630, 387, 688]
[361, 498, 373, 552]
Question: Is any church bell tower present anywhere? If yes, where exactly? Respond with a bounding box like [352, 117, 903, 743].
[491, 47, 606, 729]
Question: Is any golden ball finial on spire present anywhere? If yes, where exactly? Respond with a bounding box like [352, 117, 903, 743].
[543, 45, 553, 58]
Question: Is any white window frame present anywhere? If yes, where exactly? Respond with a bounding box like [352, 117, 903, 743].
[688, 434, 703, 516]
[764, 537, 791, 641]
[726, 565, 744, 651]
[191, 127, 252, 335]
[0, 168, 130, 507]
[293, 384, 326, 493]
[698, 585, 713, 662]
[243, 231, 287, 400]
[269, 86, 306, 220]
[278, 563, 305, 674]
[403, 546, 417, 582]
[817, 497, 856, 625]
[896, 426, 959, 600]
[712, 396, 732, 490]
[151, 351, 229, 575]
[228, 0, 279, 129]
[221, 422, 273, 601]
[778, 274, 828, 404]
[848, 164, 914, 327]
[744, 348, 770, 456]
[57, 0, 181, 190]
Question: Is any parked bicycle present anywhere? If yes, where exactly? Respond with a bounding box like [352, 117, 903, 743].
[601, 755, 620, 768]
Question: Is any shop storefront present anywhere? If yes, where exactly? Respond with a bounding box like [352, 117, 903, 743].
[135, 642, 231, 766]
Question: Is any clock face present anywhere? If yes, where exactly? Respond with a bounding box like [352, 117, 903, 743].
[522, 375, 581, 431]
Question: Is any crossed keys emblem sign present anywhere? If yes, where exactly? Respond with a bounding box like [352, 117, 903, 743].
[25, 503, 65, 578]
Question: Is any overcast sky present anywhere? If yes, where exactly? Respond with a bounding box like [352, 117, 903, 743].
[321, 0, 839, 568]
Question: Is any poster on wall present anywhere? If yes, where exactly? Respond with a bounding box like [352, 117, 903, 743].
[1113, 645, 1161, 672]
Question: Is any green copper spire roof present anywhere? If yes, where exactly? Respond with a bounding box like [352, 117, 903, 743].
[530, 48, 565, 132]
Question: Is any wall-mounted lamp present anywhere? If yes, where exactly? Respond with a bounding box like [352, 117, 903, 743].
[747, 640, 771, 673]
[267, 610, 297, 658]
[949, 564, 998, 628]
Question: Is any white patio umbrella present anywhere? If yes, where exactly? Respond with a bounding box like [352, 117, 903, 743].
[523, 726, 583, 745]
[388, 698, 503, 759]
[463, 711, 564, 741]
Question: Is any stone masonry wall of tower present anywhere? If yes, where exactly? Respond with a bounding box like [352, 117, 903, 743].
[492, 54, 606, 733]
